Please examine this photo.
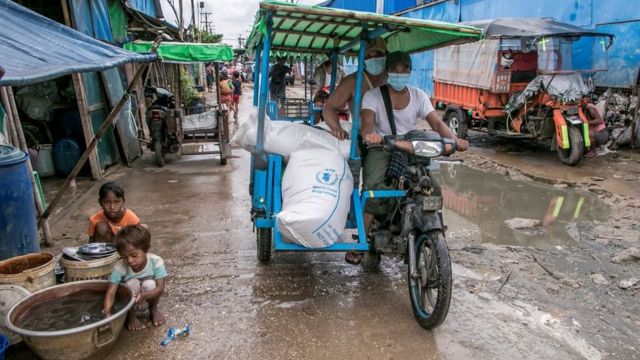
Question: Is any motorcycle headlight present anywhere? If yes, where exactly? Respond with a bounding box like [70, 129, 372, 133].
[411, 141, 443, 157]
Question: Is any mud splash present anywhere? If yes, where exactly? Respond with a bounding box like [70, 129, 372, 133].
[434, 163, 610, 249]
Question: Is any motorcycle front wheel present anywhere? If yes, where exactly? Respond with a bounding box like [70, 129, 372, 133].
[154, 141, 165, 167]
[408, 230, 452, 329]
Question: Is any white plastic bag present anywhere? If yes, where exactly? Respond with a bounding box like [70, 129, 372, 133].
[277, 150, 353, 248]
[231, 109, 352, 159]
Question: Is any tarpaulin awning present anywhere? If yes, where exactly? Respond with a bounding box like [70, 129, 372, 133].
[0, 0, 157, 86]
[463, 18, 613, 39]
[124, 41, 234, 63]
[245, 0, 483, 57]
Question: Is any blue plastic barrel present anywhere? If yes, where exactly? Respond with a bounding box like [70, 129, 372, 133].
[52, 137, 81, 176]
[0, 145, 39, 261]
[0, 333, 7, 360]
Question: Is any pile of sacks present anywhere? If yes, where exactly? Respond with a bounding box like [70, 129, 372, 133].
[232, 111, 353, 248]
[597, 90, 639, 149]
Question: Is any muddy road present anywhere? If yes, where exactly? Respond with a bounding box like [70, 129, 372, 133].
[8, 85, 639, 359]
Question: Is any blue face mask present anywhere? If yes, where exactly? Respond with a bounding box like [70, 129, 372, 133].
[387, 72, 411, 91]
[364, 57, 385, 75]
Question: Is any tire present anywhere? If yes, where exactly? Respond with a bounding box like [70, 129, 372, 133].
[408, 230, 452, 329]
[154, 141, 165, 167]
[556, 126, 583, 166]
[445, 108, 468, 139]
[257, 228, 272, 263]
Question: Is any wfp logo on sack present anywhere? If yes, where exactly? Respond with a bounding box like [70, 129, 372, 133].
[315, 168, 338, 185]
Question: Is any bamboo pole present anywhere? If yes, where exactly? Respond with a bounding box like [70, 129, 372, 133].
[2, 87, 53, 246]
[39, 61, 154, 225]
[278, 29, 357, 41]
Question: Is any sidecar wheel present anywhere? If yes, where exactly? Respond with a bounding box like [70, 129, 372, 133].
[257, 228, 272, 263]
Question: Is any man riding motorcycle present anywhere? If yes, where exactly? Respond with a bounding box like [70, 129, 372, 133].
[346, 51, 469, 265]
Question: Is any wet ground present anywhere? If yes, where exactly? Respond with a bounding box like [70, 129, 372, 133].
[7, 83, 639, 359]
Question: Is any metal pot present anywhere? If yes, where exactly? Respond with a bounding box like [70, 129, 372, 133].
[6, 280, 134, 360]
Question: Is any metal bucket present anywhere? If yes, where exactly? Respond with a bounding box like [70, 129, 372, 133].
[0, 253, 56, 293]
[6, 280, 134, 360]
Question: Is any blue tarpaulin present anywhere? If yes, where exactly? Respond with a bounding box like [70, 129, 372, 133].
[69, 0, 114, 42]
[0, 0, 157, 87]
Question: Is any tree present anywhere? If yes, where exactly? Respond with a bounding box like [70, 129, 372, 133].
[188, 26, 223, 43]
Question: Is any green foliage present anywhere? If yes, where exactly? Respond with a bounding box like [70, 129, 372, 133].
[180, 68, 199, 108]
[188, 26, 223, 44]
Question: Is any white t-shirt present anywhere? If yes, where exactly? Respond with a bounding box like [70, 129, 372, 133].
[362, 86, 435, 136]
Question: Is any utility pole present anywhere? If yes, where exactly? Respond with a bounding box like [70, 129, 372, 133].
[202, 12, 212, 34]
[237, 33, 245, 50]
[179, 0, 184, 40]
[191, 0, 196, 41]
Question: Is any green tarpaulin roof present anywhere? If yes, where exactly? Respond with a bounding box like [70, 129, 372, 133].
[245, 1, 483, 57]
[124, 41, 234, 63]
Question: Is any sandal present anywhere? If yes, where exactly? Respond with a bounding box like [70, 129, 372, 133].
[345, 251, 364, 265]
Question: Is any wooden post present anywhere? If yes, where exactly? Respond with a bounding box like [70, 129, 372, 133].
[175, 64, 183, 111]
[2, 87, 53, 246]
[61, 0, 102, 180]
[72, 74, 103, 180]
[126, 63, 147, 143]
[0, 88, 19, 146]
[40, 62, 153, 225]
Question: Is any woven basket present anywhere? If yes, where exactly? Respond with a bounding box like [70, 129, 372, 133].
[61, 253, 120, 282]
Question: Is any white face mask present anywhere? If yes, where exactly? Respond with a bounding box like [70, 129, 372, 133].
[364, 57, 385, 75]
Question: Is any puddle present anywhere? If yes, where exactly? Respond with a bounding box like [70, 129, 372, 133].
[434, 163, 610, 249]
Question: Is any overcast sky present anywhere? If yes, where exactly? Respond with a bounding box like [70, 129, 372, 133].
[162, 0, 324, 47]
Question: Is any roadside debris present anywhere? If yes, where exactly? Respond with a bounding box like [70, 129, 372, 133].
[160, 324, 190, 347]
[590, 273, 610, 286]
[598, 90, 639, 149]
[505, 218, 545, 235]
[611, 247, 640, 264]
[495, 269, 513, 295]
[531, 254, 561, 280]
[618, 277, 639, 290]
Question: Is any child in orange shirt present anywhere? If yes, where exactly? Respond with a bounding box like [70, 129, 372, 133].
[88, 182, 144, 242]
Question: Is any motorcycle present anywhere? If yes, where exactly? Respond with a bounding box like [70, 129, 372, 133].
[145, 87, 178, 167]
[367, 129, 456, 329]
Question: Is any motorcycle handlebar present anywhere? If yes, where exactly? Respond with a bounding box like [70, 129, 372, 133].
[365, 136, 458, 155]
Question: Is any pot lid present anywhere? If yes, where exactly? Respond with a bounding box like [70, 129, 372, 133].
[0, 284, 30, 344]
[0, 145, 26, 166]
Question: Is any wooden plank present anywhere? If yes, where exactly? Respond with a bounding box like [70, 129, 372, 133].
[72, 73, 102, 180]
[125, 63, 147, 142]
[0, 88, 19, 146]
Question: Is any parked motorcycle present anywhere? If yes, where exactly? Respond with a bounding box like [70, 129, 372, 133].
[367, 129, 456, 329]
[145, 87, 178, 167]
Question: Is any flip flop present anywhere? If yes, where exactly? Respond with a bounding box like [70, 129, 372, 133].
[345, 251, 364, 265]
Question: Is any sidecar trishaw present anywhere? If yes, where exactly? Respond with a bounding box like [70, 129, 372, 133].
[431, 18, 613, 165]
[245, 1, 481, 329]
[125, 41, 235, 165]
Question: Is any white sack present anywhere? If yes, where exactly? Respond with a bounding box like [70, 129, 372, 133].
[231, 109, 352, 159]
[277, 150, 353, 248]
